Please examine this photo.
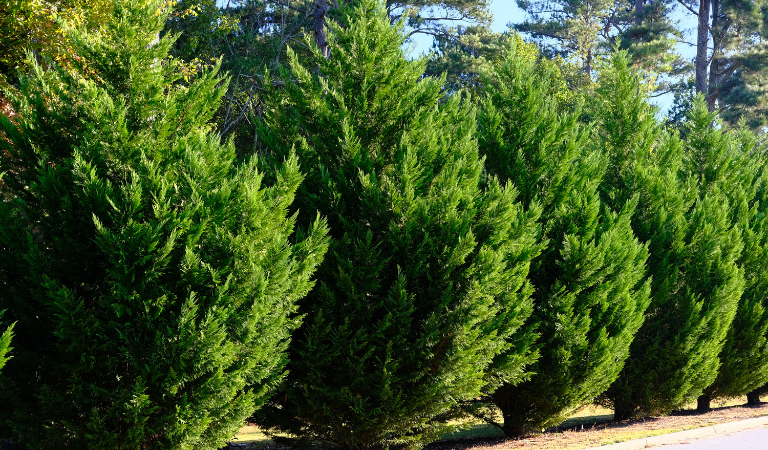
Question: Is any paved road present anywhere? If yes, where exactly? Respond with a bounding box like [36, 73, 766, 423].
[660, 426, 768, 450]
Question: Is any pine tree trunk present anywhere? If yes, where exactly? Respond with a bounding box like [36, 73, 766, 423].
[697, 394, 711, 413]
[706, 0, 720, 111]
[747, 390, 762, 405]
[695, 0, 711, 94]
[635, 0, 643, 25]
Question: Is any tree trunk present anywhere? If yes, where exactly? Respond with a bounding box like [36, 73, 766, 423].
[586, 47, 593, 78]
[613, 402, 636, 422]
[500, 422, 528, 438]
[747, 390, 762, 405]
[313, 0, 332, 59]
[697, 394, 711, 413]
[499, 408, 529, 438]
[706, 0, 720, 111]
[635, 0, 643, 25]
[695, 0, 711, 94]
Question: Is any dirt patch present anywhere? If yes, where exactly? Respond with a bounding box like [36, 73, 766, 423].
[425, 403, 768, 450]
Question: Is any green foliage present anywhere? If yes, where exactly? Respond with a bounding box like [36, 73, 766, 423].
[254, 1, 542, 448]
[683, 105, 768, 403]
[594, 54, 744, 421]
[516, 0, 615, 71]
[666, 77, 696, 132]
[616, 0, 688, 89]
[0, 1, 328, 448]
[0, 0, 112, 87]
[0, 313, 13, 373]
[162, 0, 322, 153]
[161, 0, 496, 154]
[516, 0, 685, 93]
[425, 25, 516, 94]
[425, 28, 585, 112]
[476, 39, 651, 436]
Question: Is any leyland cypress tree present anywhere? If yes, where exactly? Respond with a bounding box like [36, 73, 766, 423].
[683, 102, 768, 411]
[254, 1, 542, 448]
[594, 54, 744, 420]
[0, 1, 328, 448]
[476, 40, 651, 436]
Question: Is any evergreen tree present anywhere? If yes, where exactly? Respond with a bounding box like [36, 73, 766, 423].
[0, 314, 13, 373]
[476, 39, 651, 436]
[424, 27, 589, 110]
[516, 0, 685, 92]
[618, 0, 684, 75]
[254, 1, 542, 448]
[424, 25, 515, 94]
[682, 0, 768, 129]
[594, 54, 744, 421]
[0, 1, 328, 448]
[666, 77, 697, 132]
[515, 0, 615, 76]
[683, 103, 768, 411]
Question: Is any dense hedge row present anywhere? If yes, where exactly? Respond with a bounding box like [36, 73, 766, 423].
[1, 1, 767, 449]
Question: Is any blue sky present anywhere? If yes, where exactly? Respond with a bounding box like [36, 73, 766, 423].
[489, 1, 524, 31]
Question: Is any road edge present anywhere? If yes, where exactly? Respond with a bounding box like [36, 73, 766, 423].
[581, 415, 768, 449]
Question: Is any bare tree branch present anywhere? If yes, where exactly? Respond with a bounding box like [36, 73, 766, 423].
[676, 0, 698, 16]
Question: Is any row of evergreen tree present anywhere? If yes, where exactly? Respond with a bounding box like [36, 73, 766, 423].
[1, 1, 768, 449]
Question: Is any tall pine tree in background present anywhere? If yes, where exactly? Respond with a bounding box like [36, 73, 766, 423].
[254, 1, 542, 447]
[0, 1, 328, 448]
[708, 0, 768, 129]
[680, 0, 768, 129]
[424, 25, 518, 94]
[515, 0, 615, 76]
[682, 102, 768, 411]
[515, 0, 684, 85]
[424, 28, 590, 111]
[476, 40, 650, 436]
[617, 0, 688, 91]
[594, 54, 744, 421]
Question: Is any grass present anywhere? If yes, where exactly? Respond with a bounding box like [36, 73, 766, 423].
[436, 404, 616, 442]
[230, 425, 272, 446]
[230, 396, 760, 447]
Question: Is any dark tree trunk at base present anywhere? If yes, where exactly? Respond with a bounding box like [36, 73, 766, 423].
[697, 394, 711, 413]
[500, 423, 528, 438]
[613, 403, 636, 422]
[500, 408, 530, 438]
[747, 391, 762, 405]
